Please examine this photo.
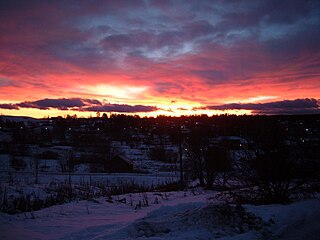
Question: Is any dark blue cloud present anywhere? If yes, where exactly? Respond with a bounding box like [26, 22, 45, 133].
[2, 0, 319, 68]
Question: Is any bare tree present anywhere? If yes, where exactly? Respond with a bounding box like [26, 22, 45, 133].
[204, 146, 231, 189]
[231, 148, 303, 204]
[184, 126, 212, 187]
[34, 157, 39, 184]
[59, 150, 75, 187]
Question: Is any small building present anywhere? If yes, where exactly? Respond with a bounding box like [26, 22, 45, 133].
[106, 155, 134, 172]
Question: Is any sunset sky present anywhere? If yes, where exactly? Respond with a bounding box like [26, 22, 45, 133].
[0, 0, 320, 118]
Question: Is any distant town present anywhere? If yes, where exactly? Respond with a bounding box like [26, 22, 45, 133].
[1, 113, 320, 238]
[1, 114, 319, 177]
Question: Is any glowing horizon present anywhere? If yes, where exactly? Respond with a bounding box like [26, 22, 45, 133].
[0, 1, 319, 117]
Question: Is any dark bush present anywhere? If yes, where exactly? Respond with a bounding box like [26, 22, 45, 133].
[230, 148, 305, 204]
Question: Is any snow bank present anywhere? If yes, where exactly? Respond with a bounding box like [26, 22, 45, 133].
[246, 199, 320, 240]
[0, 190, 319, 240]
[108, 202, 269, 240]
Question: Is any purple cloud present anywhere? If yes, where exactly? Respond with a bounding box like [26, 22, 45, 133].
[1, 0, 319, 73]
[17, 98, 88, 110]
[201, 98, 320, 115]
[0, 97, 157, 113]
[84, 104, 158, 113]
[0, 0, 319, 107]
[0, 103, 19, 110]
[0, 78, 16, 87]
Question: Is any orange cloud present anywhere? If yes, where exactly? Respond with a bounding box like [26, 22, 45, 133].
[0, 1, 319, 117]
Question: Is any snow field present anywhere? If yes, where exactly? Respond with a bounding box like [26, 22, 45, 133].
[1, 190, 319, 240]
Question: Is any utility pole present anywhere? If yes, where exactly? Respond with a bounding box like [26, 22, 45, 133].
[179, 127, 184, 190]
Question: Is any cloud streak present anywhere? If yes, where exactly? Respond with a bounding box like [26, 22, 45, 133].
[200, 98, 320, 115]
[17, 98, 87, 110]
[0, 98, 158, 113]
[84, 104, 158, 113]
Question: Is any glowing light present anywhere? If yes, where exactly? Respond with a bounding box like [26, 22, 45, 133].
[242, 96, 278, 103]
[83, 84, 148, 99]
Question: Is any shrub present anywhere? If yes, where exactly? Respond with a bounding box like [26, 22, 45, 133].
[230, 148, 305, 204]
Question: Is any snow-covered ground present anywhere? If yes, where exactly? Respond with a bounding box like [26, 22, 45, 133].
[246, 199, 320, 240]
[0, 190, 319, 240]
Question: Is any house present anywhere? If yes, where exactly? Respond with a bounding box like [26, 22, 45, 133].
[106, 155, 134, 172]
